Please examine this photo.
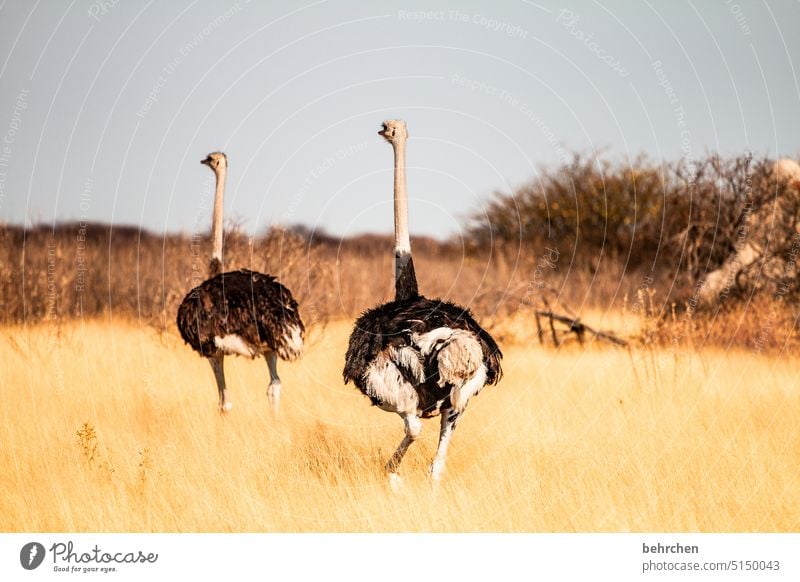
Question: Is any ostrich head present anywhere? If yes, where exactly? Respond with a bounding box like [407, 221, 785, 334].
[201, 151, 227, 171]
[379, 120, 408, 144]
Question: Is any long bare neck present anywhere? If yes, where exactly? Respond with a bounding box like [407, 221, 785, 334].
[392, 138, 418, 300]
[209, 164, 226, 277]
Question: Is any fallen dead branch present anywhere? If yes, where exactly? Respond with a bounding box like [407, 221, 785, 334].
[533, 309, 628, 347]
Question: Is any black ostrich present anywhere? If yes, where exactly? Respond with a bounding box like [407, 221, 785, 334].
[176, 152, 304, 413]
[343, 121, 502, 485]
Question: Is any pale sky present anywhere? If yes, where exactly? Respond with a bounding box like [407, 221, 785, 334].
[1, 0, 798, 239]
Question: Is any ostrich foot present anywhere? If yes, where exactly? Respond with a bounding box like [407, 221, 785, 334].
[430, 459, 445, 482]
[388, 472, 403, 493]
[219, 401, 233, 413]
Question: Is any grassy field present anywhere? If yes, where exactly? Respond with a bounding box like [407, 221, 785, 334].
[1, 317, 798, 532]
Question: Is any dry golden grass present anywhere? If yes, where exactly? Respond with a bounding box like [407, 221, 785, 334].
[1, 318, 798, 532]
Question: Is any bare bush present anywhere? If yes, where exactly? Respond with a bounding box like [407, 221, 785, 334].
[468, 152, 799, 306]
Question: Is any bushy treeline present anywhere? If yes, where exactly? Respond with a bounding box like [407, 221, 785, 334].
[3, 151, 799, 351]
[0, 222, 513, 329]
[467, 152, 798, 298]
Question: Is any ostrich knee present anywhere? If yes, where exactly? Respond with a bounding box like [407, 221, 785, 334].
[406, 415, 422, 440]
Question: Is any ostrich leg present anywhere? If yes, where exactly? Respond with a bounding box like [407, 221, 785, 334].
[208, 353, 231, 412]
[430, 408, 459, 481]
[265, 351, 282, 414]
[386, 413, 422, 489]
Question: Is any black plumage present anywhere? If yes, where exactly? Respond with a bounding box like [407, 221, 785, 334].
[344, 297, 502, 417]
[177, 269, 304, 361]
[394, 251, 419, 301]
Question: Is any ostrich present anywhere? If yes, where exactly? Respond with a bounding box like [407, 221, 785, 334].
[176, 152, 304, 414]
[343, 121, 502, 485]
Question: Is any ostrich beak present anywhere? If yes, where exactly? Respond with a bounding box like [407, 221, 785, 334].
[201, 156, 212, 166]
[378, 123, 388, 137]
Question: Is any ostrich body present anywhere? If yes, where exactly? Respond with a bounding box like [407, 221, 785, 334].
[343, 120, 502, 484]
[176, 152, 304, 413]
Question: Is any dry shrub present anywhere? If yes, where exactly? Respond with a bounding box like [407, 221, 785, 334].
[469, 152, 799, 300]
[643, 295, 800, 353]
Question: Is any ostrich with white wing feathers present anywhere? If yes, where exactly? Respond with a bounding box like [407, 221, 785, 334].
[176, 152, 304, 414]
[343, 120, 503, 486]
